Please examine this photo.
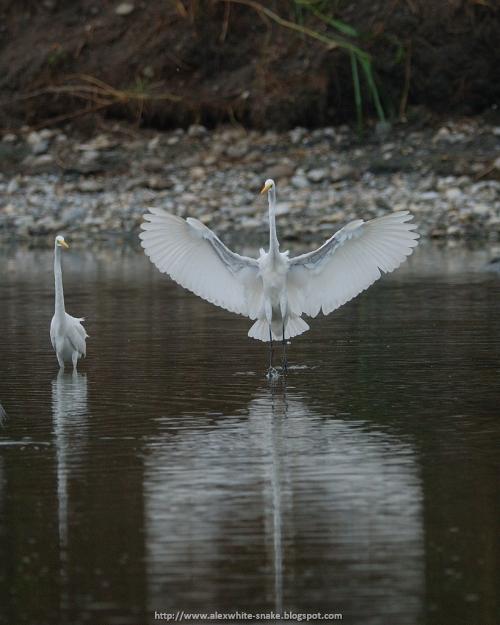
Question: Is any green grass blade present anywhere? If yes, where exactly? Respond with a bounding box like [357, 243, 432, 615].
[312, 8, 359, 37]
[359, 57, 385, 122]
[350, 51, 363, 131]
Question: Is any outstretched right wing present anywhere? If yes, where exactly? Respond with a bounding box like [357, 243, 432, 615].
[140, 208, 261, 317]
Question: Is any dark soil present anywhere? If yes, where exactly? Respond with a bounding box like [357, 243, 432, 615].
[0, 0, 499, 131]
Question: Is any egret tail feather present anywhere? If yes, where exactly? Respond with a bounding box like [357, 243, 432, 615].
[248, 316, 309, 342]
[285, 316, 309, 340]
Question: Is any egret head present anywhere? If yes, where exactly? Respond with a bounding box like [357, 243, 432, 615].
[55, 235, 69, 249]
[260, 179, 275, 195]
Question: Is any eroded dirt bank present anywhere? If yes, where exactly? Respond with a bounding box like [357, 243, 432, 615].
[0, 1, 499, 130]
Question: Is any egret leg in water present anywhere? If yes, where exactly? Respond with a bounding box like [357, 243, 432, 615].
[266, 327, 286, 381]
[141, 178, 419, 372]
[269, 328, 273, 370]
[281, 322, 288, 373]
[266, 367, 283, 382]
[267, 328, 280, 380]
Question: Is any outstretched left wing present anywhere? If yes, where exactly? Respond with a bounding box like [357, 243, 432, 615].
[288, 211, 419, 318]
[140, 208, 261, 317]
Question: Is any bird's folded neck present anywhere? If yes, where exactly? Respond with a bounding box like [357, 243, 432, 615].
[54, 246, 65, 316]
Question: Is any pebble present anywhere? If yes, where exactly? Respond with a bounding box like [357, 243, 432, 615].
[77, 179, 105, 193]
[472, 203, 490, 216]
[189, 166, 205, 180]
[33, 154, 54, 165]
[187, 124, 207, 138]
[26, 131, 41, 145]
[307, 168, 329, 183]
[25, 131, 50, 155]
[32, 139, 49, 155]
[291, 174, 309, 189]
[79, 150, 99, 164]
[289, 127, 306, 144]
[275, 202, 291, 216]
[266, 163, 295, 179]
[331, 164, 355, 182]
[147, 136, 160, 151]
[115, 2, 134, 16]
[7, 178, 19, 194]
[445, 188, 462, 203]
[38, 128, 55, 140]
[144, 176, 173, 191]
[79, 134, 114, 151]
[226, 143, 248, 159]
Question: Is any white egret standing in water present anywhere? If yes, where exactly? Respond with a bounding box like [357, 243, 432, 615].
[50, 236, 88, 370]
[140, 179, 418, 373]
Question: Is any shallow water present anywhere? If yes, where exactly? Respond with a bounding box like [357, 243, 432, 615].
[0, 242, 499, 625]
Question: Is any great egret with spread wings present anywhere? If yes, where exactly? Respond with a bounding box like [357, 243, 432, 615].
[50, 236, 88, 370]
[140, 179, 419, 373]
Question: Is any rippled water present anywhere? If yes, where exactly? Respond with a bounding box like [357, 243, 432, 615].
[0, 242, 499, 625]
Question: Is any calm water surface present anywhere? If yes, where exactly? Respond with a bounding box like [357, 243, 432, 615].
[0, 242, 499, 625]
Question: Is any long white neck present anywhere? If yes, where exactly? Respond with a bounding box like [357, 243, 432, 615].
[54, 244, 65, 317]
[268, 186, 279, 256]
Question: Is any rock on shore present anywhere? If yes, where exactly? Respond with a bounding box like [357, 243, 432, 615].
[1, 118, 499, 242]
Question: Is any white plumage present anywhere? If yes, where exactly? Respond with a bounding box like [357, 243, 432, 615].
[140, 179, 418, 366]
[50, 235, 88, 370]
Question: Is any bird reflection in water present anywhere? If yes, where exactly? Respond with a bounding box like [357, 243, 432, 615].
[51, 370, 88, 613]
[144, 385, 424, 622]
[265, 388, 288, 614]
[0, 402, 7, 426]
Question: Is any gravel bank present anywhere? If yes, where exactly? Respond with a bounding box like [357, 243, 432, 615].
[1, 118, 499, 243]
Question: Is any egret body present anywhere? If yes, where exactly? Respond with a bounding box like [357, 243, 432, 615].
[50, 236, 88, 370]
[140, 179, 418, 372]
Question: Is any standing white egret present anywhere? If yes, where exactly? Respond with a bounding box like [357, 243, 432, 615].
[140, 179, 418, 373]
[50, 235, 88, 370]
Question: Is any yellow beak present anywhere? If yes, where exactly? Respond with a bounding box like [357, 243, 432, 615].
[260, 181, 272, 194]
[61, 240, 69, 249]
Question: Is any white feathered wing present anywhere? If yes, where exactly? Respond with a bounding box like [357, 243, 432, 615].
[287, 211, 419, 319]
[140, 208, 418, 342]
[65, 314, 88, 357]
[50, 314, 88, 357]
[140, 208, 262, 317]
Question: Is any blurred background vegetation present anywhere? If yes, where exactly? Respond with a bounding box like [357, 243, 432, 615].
[0, 0, 499, 131]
